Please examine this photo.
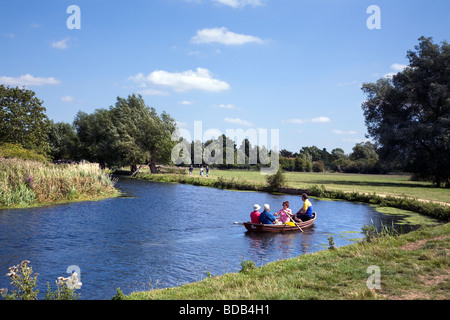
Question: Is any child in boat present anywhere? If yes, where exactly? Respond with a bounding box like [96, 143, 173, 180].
[275, 201, 293, 224]
[250, 204, 261, 223]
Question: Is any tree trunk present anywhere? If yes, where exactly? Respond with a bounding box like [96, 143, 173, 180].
[149, 158, 157, 173]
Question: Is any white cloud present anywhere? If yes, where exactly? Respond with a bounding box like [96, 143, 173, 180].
[213, 0, 263, 8]
[384, 63, 408, 78]
[333, 129, 357, 135]
[180, 100, 194, 105]
[61, 95, 74, 103]
[191, 27, 264, 45]
[129, 68, 230, 92]
[224, 117, 254, 127]
[391, 63, 408, 72]
[218, 104, 236, 109]
[284, 116, 331, 124]
[0, 74, 60, 87]
[51, 37, 70, 49]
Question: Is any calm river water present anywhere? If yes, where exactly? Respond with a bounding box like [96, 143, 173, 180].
[0, 177, 433, 299]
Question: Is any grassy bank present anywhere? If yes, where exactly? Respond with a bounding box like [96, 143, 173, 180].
[124, 223, 449, 300]
[0, 158, 119, 209]
[134, 170, 450, 221]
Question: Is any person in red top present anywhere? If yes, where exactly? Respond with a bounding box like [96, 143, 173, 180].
[250, 204, 261, 223]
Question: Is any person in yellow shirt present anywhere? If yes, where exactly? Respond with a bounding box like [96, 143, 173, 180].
[294, 193, 313, 222]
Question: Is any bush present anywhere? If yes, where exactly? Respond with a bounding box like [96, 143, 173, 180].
[0, 143, 48, 162]
[266, 169, 286, 191]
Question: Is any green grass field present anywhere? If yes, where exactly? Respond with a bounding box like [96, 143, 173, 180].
[208, 170, 449, 205]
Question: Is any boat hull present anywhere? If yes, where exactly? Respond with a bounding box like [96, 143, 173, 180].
[244, 212, 316, 233]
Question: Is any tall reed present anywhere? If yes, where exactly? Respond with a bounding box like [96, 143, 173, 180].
[0, 158, 118, 208]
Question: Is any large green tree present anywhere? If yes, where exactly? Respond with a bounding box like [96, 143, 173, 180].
[0, 85, 50, 153]
[362, 37, 450, 187]
[73, 94, 176, 172]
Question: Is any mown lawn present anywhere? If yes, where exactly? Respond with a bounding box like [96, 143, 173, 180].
[208, 170, 449, 205]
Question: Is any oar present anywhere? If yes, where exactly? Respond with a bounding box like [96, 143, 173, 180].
[286, 211, 303, 232]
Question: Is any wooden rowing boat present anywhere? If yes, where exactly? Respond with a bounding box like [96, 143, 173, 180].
[244, 212, 316, 233]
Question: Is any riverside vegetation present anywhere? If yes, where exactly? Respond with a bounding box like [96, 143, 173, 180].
[0, 156, 119, 209]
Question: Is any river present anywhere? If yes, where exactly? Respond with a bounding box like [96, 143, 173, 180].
[0, 177, 436, 300]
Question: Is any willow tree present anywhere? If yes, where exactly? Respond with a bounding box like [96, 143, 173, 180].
[74, 94, 176, 172]
[362, 37, 450, 187]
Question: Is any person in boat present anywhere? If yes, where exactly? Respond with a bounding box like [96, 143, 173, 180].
[293, 193, 313, 222]
[250, 204, 261, 223]
[275, 201, 293, 224]
[259, 204, 277, 225]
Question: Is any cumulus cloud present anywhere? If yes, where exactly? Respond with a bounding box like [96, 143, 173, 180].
[0, 74, 60, 87]
[224, 117, 254, 127]
[384, 63, 408, 78]
[128, 68, 230, 93]
[191, 27, 264, 45]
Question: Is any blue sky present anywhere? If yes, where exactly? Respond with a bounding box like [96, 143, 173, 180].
[1, 0, 449, 154]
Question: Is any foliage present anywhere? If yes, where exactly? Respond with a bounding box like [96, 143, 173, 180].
[73, 94, 176, 172]
[266, 169, 286, 191]
[0, 158, 118, 208]
[0, 85, 50, 154]
[47, 121, 80, 160]
[0, 260, 38, 300]
[327, 236, 336, 250]
[361, 221, 398, 242]
[362, 36, 450, 187]
[0, 142, 48, 162]
[239, 259, 256, 273]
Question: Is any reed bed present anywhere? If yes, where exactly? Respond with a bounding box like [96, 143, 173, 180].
[0, 158, 119, 208]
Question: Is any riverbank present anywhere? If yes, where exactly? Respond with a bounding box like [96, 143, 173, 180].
[0, 158, 120, 209]
[133, 170, 450, 222]
[124, 222, 449, 300]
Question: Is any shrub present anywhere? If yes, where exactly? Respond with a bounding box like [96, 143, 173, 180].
[266, 169, 286, 191]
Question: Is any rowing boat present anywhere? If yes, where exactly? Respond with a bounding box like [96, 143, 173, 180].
[243, 212, 316, 233]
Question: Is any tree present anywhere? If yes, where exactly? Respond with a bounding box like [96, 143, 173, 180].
[0, 85, 50, 154]
[73, 94, 176, 172]
[47, 121, 80, 160]
[362, 36, 450, 187]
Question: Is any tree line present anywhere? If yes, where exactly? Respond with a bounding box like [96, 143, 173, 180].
[1, 36, 448, 186]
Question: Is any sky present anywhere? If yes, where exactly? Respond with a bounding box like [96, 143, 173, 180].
[1, 0, 449, 154]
